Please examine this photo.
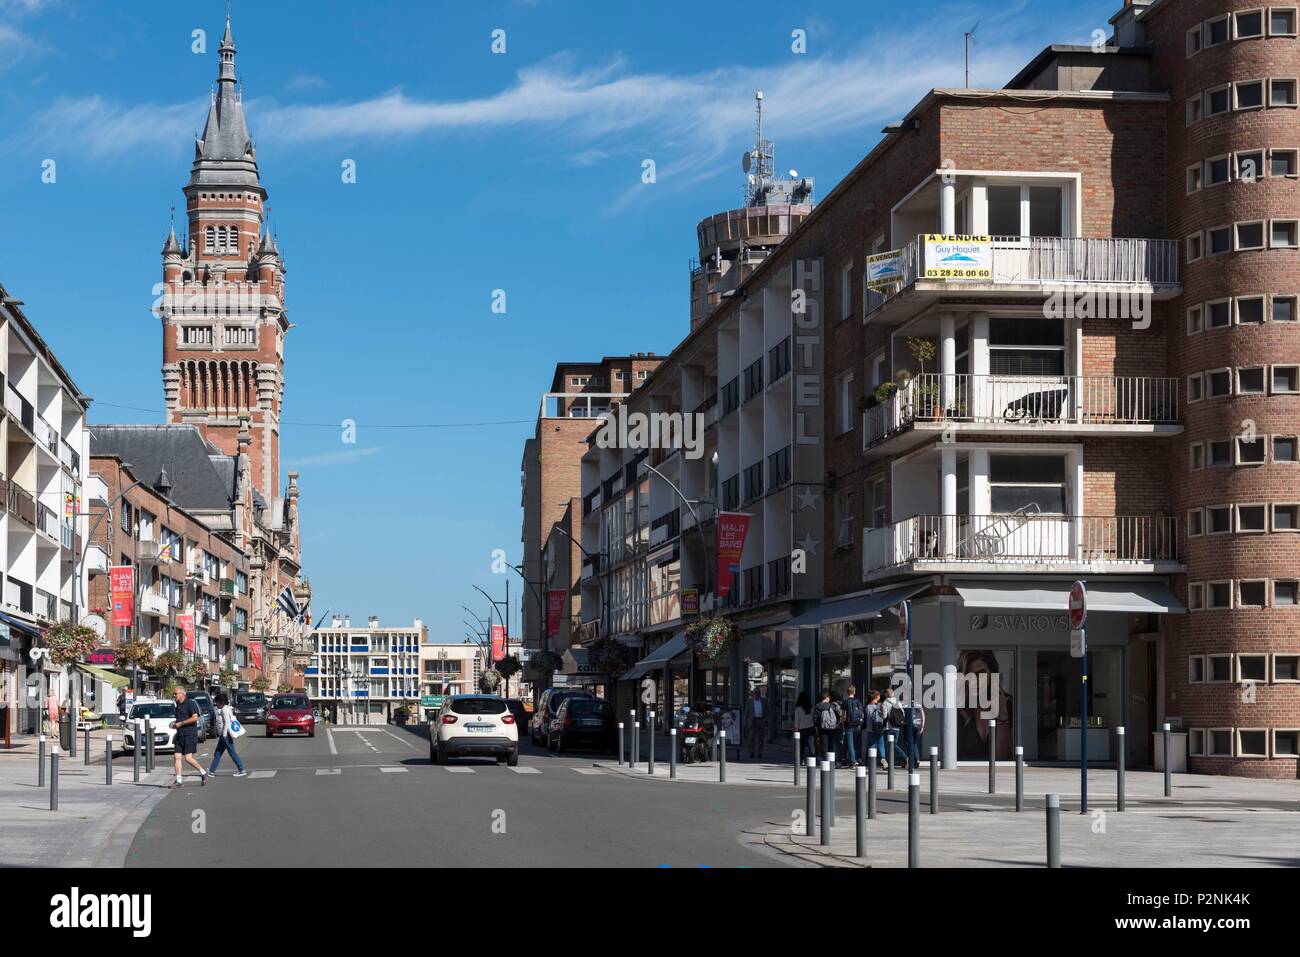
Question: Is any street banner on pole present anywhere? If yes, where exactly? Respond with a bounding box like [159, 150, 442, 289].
[715, 512, 752, 599]
[491, 624, 506, 662]
[546, 590, 566, 639]
[178, 614, 196, 653]
[249, 640, 263, 670]
[109, 566, 135, 626]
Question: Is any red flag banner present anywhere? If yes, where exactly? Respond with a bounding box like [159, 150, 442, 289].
[178, 613, 195, 653]
[715, 512, 752, 600]
[491, 624, 506, 662]
[249, 640, 263, 670]
[546, 590, 566, 639]
[109, 566, 135, 627]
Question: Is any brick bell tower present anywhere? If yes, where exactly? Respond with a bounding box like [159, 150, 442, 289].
[160, 13, 287, 501]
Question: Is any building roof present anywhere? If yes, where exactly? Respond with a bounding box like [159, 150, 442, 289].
[188, 15, 262, 193]
[89, 424, 237, 512]
[1003, 43, 1153, 91]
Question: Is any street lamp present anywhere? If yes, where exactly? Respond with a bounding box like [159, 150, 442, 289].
[548, 523, 605, 637]
[643, 462, 716, 609]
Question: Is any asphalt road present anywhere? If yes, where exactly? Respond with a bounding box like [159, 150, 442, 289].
[123, 724, 794, 867]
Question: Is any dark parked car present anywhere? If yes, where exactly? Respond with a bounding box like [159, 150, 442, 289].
[232, 691, 269, 725]
[504, 698, 530, 735]
[547, 698, 616, 754]
[186, 690, 214, 742]
[528, 688, 594, 748]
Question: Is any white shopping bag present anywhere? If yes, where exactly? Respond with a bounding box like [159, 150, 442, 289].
[228, 717, 246, 739]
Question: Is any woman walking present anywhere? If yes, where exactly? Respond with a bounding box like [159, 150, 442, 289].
[793, 692, 816, 760]
[207, 692, 247, 778]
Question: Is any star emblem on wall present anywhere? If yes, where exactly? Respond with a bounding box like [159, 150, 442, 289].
[796, 486, 820, 510]
[796, 533, 820, 557]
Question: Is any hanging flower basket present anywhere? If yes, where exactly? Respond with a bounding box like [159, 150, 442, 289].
[478, 669, 502, 693]
[588, 637, 637, 678]
[685, 615, 740, 662]
[529, 650, 564, 676]
[42, 622, 99, 666]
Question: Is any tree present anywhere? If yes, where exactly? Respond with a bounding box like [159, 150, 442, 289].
[478, 669, 501, 694]
[494, 653, 522, 695]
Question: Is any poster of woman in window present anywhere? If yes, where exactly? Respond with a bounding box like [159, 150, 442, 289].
[956, 649, 1015, 761]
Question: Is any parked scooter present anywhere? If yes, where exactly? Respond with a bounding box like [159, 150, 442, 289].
[677, 706, 714, 764]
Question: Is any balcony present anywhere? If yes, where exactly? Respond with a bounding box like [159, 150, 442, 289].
[742, 358, 764, 404]
[768, 337, 791, 386]
[5, 480, 36, 529]
[767, 555, 792, 599]
[34, 587, 58, 622]
[582, 487, 601, 518]
[140, 591, 170, 616]
[866, 236, 1181, 324]
[35, 415, 59, 456]
[4, 384, 34, 432]
[767, 445, 791, 492]
[693, 392, 719, 431]
[649, 508, 680, 547]
[742, 462, 764, 504]
[580, 554, 601, 582]
[863, 512, 1181, 579]
[864, 373, 1181, 455]
[85, 544, 109, 574]
[720, 377, 740, 418]
[86, 474, 109, 506]
[721, 475, 740, 512]
[741, 566, 765, 606]
[37, 504, 60, 542]
[59, 438, 80, 473]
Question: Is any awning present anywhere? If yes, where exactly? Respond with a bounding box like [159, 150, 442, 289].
[781, 582, 931, 630]
[75, 662, 130, 689]
[621, 631, 690, 681]
[0, 611, 44, 639]
[955, 581, 1185, 614]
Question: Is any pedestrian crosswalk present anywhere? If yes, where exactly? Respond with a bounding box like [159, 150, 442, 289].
[224, 764, 608, 778]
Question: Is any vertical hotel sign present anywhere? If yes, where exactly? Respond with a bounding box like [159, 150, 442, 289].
[546, 590, 566, 639]
[715, 512, 752, 599]
[791, 258, 824, 593]
[109, 566, 135, 626]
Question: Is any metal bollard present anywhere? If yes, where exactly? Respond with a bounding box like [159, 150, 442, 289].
[1116, 726, 1126, 812]
[50, 747, 60, 811]
[633, 721, 640, 770]
[145, 718, 154, 773]
[793, 732, 801, 786]
[886, 734, 895, 790]
[648, 713, 655, 775]
[907, 773, 920, 868]
[618, 722, 625, 766]
[133, 730, 141, 783]
[106, 737, 113, 785]
[855, 765, 867, 858]
[988, 718, 997, 794]
[827, 751, 836, 820]
[1162, 723, 1171, 798]
[1015, 746, 1025, 812]
[38, 735, 46, 788]
[669, 728, 677, 779]
[819, 759, 832, 846]
[867, 748, 878, 819]
[1046, 793, 1061, 868]
[719, 730, 727, 783]
[929, 747, 939, 814]
[805, 756, 816, 837]
[84, 726, 92, 766]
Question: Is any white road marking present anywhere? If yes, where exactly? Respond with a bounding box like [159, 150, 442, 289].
[248, 770, 277, 779]
[380, 766, 408, 773]
[509, 767, 541, 774]
[315, 768, 341, 776]
[326, 728, 338, 755]
[377, 728, 417, 750]
[445, 767, 476, 774]
[571, 768, 604, 775]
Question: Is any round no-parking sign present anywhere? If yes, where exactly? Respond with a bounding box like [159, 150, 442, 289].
[1068, 581, 1087, 631]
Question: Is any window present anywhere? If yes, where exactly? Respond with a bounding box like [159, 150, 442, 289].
[1274, 436, 1299, 463]
[1186, 164, 1202, 192]
[1271, 7, 1299, 36]
[1274, 730, 1300, 757]
[1187, 508, 1204, 537]
[866, 477, 886, 529]
[1189, 729, 1205, 755]
[1186, 304, 1204, 335]
[989, 454, 1067, 514]
[1206, 505, 1232, 534]
[984, 184, 1065, 238]
[1236, 504, 1267, 531]
[1239, 654, 1268, 682]
[1271, 219, 1299, 247]
[833, 489, 854, 549]
[1233, 298, 1266, 327]
[1275, 581, 1299, 607]
[1188, 582, 1205, 611]
[1187, 22, 1203, 55]
[1235, 150, 1265, 181]
[1205, 154, 1231, 185]
[637, 370, 647, 380]
[1188, 654, 1206, 682]
[1207, 652, 1233, 679]
[1275, 654, 1300, 681]
[1205, 85, 1232, 116]
[1206, 729, 1232, 756]
[1205, 368, 1232, 397]
[1207, 14, 1231, 45]
[1270, 148, 1298, 177]
[1207, 226, 1232, 254]
[988, 317, 1065, 375]
[1237, 366, 1266, 393]
[839, 263, 853, 322]
[1273, 365, 1300, 393]
[1187, 374, 1204, 402]
[1270, 78, 1299, 107]
[1186, 233, 1203, 263]
[1237, 439, 1266, 466]
[1189, 442, 1205, 470]
[1236, 221, 1266, 249]
[1186, 96, 1203, 125]
[1274, 503, 1300, 530]
[1206, 299, 1232, 328]
[1237, 729, 1268, 757]
[1208, 439, 1232, 466]
[1274, 296, 1297, 322]
[1237, 9, 1266, 37]
[835, 371, 854, 434]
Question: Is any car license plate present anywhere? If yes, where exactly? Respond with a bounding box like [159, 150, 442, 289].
[281, 728, 298, 734]
[684, 736, 697, 744]
[581, 720, 603, 727]
[467, 723, 494, 733]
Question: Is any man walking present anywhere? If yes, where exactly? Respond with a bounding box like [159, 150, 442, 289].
[745, 688, 768, 760]
[839, 685, 864, 767]
[169, 687, 208, 789]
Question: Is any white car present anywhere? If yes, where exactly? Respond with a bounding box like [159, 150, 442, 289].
[121, 699, 179, 754]
[430, 694, 518, 766]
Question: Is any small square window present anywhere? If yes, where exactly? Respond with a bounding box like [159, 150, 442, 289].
[1239, 654, 1268, 681]
[1237, 504, 1267, 531]
[1236, 297, 1265, 324]
[1237, 366, 1266, 393]
[1187, 374, 1204, 402]
[1186, 164, 1203, 192]
[1207, 15, 1231, 45]
[1270, 219, 1299, 247]
[1275, 654, 1300, 681]
[1208, 651, 1234, 677]
[1189, 654, 1206, 682]
[1206, 85, 1233, 116]
[1189, 442, 1205, 470]
[1236, 221, 1266, 250]
[1207, 299, 1232, 328]
[1235, 151, 1264, 181]
[1207, 226, 1232, 254]
[1208, 438, 1233, 466]
[1237, 439, 1266, 466]
[1274, 730, 1300, 757]
[1207, 728, 1233, 755]
[1270, 78, 1298, 107]
[1273, 295, 1297, 322]
[1188, 582, 1205, 611]
[1187, 509, 1204, 537]
[1271, 8, 1299, 36]
[1186, 97, 1203, 125]
[1236, 9, 1266, 37]
[1206, 368, 1232, 397]
[1186, 233, 1204, 262]
[1270, 148, 1298, 177]
[1272, 365, 1300, 393]
[1274, 581, 1299, 606]
[1205, 155, 1232, 185]
[1186, 304, 1204, 333]
[1274, 503, 1300, 530]
[1187, 23, 1203, 55]
[1206, 506, 1233, 534]
[1189, 729, 1206, 755]
[1273, 436, 1299, 463]
[1237, 729, 1268, 757]
[1235, 80, 1265, 110]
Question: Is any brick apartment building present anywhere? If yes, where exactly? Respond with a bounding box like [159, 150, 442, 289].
[567, 0, 1298, 778]
[86, 454, 255, 690]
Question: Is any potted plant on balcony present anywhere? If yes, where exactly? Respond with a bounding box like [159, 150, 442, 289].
[684, 614, 740, 662]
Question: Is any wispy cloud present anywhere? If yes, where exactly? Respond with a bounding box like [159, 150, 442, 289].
[285, 446, 384, 467]
[285, 72, 329, 93]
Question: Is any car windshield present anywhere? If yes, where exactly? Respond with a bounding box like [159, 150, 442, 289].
[550, 692, 589, 712]
[234, 694, 265, 706]
[450, 698, 506, 715]
[130, 703, 176, 719]
[568, 700, 612, 718]
[271, 697, 307, 710]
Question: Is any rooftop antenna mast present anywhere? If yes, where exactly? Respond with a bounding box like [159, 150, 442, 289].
[742, 90, 774, 206]
[964, 22, 980, 88]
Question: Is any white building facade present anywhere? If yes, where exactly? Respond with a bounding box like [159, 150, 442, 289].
[305, 616, 426, 724]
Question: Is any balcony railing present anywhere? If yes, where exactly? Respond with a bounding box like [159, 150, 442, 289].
[35, 415, 59, 454]
[863, 512, 1179, 575]
[5, 480, 36, 528]
[743, 358, 764, 404]
[721, 475, 740, 511]
[864, 373, 1181, 447]
[582, 488, 601, 518]
[34, 587, 57, 622]
[5, 384, 33, 432]
[59, 438, 79, 472]
[742, 566, 765, 605]
[767, 555, 792, 599]
[866, 235, 1180, 316]
[767, 445, 791, 492]
[38, 504, 60, 541]
[650, 508, 680, 545]
[693, 392, 719, 430]
[742, 462, 764, 504]
[768, 337, 791, 385]
[721, 377, 741, 417]
[580, 554, 601, 582]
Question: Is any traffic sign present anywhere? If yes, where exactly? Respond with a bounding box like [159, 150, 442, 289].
[897, 601, 910, 641]
[1070, 629, 1086, 658]
[1068, 581, 1087, 631]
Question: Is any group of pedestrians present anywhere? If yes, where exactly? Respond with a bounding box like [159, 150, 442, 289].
[793, 684, 925, 769]
[167, 687, 247, 788]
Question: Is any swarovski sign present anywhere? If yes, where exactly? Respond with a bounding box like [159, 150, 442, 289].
[970, 613, 1069, 632]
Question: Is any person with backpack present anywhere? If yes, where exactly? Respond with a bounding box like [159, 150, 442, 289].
[839, 685, 865, 767]
[813, 692, 839, 760]
[207, 692, 247, 778]
[865, 690, 888, 768]
[881, 685, 910, 769]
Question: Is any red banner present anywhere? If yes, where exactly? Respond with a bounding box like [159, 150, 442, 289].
[715, 512, 752, 599]
[491, 624, 506, 662]
[109, 566, 135, 626]
[249, 640, 263, 670]
[546, 590, 566, 639]
[178, 613, 195, 653]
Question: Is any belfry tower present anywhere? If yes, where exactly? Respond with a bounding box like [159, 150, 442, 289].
[159, 14, 288, 500]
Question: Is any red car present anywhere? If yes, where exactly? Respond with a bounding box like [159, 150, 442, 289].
[265, 694, 316, 738]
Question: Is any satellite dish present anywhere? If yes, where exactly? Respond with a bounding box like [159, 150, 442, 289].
[788, 169, 798, 178]
[742, 151, 752, 173]
[83, 614, 107, 639]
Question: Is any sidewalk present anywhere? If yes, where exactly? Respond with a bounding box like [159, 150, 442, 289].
[0, 733, 172, 867]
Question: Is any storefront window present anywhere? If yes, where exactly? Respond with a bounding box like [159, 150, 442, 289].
[1036, 647, 1121, 760]
[775, 663, 797, 733]
[956, 648, 1016, 761]
[820, 653, 851, 700]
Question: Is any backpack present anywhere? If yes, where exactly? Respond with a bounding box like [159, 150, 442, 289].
[868, 704, 886, 733]
[817, 703, 839, 732]
[886, 700, 907, 730]
[843, 697, 864, 727]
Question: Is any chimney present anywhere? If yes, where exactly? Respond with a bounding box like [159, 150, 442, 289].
[368, 615, 379, 628]
[344, 615, 351, 628]
[331, 615, 343, 628]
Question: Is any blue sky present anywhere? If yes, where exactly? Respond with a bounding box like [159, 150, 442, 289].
[0, 0, 1118, 641]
